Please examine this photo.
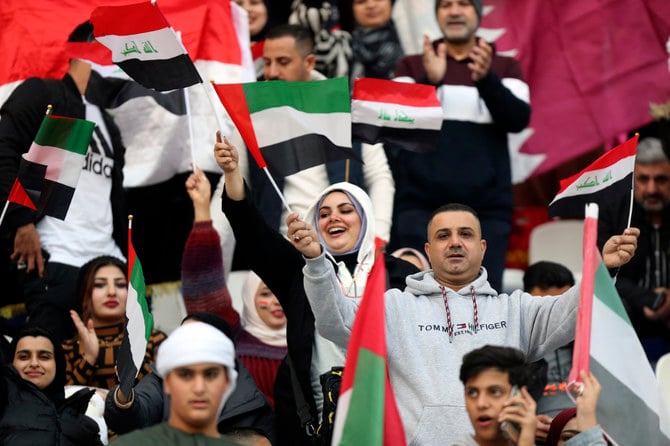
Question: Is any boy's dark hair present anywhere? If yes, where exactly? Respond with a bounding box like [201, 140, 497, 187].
[459, 345, 531, 388]
[523, 261, 575, 292]
[265, 24, 314, 56]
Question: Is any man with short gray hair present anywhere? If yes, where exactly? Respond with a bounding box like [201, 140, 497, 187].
[598, 136, 670, 365]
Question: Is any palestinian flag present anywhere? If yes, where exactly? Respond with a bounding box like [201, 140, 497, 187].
[352, 78, 442, 153]
[10, 114, 94, 220]
[213, 77, 357, 177]
[332, 238, 406, 446]
[118, 220, 154, 398]
[548, 135, 638, 218]
[91, 1, 202, 91]
[570, 203, 670, 445]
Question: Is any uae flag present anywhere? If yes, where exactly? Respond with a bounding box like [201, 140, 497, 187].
[570, 204, 670, 444]
[548, 135, 638, 218]
[9, 114, 94, 220]
[118, 221, 154, 398]
[91, 1, 202, 91]
[352, 78, 442, 153]
[333, 238, 406, 446]
[213, 77, 357, 177]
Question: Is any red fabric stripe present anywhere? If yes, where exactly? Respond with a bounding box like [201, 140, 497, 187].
[557, 133, 638, 195]
[352, 78, 440, 108]
[91, 2, 170, 37]
[212, 83, 266, 168]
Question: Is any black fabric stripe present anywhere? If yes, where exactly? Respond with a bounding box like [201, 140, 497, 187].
[591, 359, 670, 445]
[39, 180, 75, 220]
[260, 134, 360, 178]
[117, 55, 202, 92]
[352, 123, 440, 153]
[107, 81, 187, 115]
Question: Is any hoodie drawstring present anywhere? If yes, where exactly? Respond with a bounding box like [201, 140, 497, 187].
[440, 285, 479, 343]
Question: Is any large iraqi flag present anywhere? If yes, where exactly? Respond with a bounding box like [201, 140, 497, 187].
[570, 203, 670, 445]
[8, 114, 95, 220]
[351, 78, 442, 153]
[213, 77, 358, 177]
[548, 135, 638, 218]
[333, 238, 406, 446]
[0, 0, 253, 187]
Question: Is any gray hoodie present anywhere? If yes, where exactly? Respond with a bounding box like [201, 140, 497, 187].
[303, 254, 579, 445]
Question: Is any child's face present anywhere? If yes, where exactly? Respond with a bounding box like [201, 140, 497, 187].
[463, 368, 514, 444]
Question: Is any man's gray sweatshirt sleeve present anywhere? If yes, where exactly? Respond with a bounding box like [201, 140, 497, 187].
[303, 251, 360, 348]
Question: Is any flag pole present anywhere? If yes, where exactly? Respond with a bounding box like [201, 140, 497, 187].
[625, 133, 639, 230]
[183, 87, 197, 172]
[0, 201, 10, 229]
[128, 214, 133, 271]
[203, 80, 231, 136]
[261, 166, 292, 213]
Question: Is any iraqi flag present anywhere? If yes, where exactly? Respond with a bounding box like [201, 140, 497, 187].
[213, 77, 358, 177]
[351, 78, 442, 153]
[91, 1, 202, 91]
[548, 135, 638, 218]
[117, 220, 154, 398]
[9, 114, 95, 220]
[570, 203, 670, 445]
[332, 238, 406, 446]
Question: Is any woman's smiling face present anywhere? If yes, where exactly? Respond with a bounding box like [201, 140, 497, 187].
[317, 191, 362, 255]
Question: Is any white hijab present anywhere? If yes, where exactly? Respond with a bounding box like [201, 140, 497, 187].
[241, 271, 287, 347]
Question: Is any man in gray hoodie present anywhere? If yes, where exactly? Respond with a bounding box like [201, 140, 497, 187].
[289, 202, 638, 445]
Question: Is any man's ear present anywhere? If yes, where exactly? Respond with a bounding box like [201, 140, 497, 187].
[304, 53, 316, 73]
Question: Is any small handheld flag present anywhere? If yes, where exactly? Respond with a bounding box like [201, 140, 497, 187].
[3, 112, 94, 221]
[569, 203, 670, 444]
[352, 78, 442, 153]
[213, 77, 358, 178]
[91, 1, 202, 91]
[548, 135, 638, 219]
[333, 238, 406, 446]
[117, 215, 154, 397]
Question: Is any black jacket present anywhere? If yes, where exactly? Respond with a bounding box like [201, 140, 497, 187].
[0, 366, 102, 446]
[0, 72, 127, 255]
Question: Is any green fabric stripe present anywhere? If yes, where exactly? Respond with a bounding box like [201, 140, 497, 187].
[591, 359, 670, 445]
[339, 348, 385, 445]
[131, 257, 153, 340]
[242, 77, 350, 114]
[594, 262, 632, 324]
[34, 116, 94, 155]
